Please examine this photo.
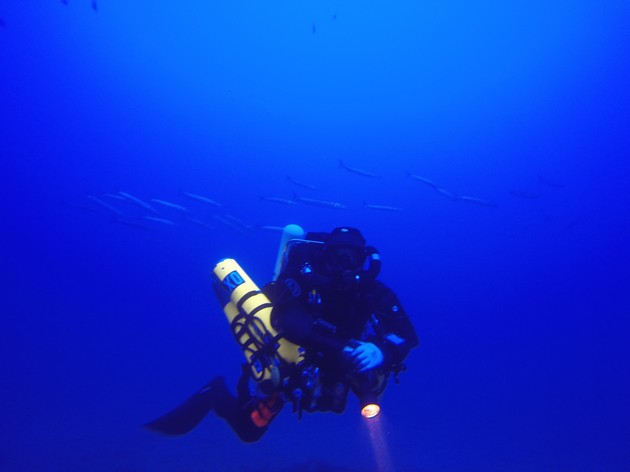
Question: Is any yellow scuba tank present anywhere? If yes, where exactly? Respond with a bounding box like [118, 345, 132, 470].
[213, 258, 304, 385]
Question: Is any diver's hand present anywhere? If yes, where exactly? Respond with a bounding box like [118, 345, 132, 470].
[343, 341, 384, 373]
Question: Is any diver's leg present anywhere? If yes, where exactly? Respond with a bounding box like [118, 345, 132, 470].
[213, 364, 283, 442]
[214, 393, 270, 443]
[237, 363, 252, 399]
[145, 368, 282, 442]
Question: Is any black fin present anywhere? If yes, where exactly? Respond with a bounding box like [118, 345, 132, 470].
[144, 377, 227, 435]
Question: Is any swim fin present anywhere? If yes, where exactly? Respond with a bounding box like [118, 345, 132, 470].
[144, 377, 228, 435]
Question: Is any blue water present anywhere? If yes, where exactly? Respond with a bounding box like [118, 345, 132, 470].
[1, 1, 629, 471]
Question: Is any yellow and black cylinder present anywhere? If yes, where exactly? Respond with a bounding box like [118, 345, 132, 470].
[213, 258, 304, 384]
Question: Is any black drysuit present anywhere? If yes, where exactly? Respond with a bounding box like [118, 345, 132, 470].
[214, 246, 418, 442]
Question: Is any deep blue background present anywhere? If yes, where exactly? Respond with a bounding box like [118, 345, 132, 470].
[1, 1, 629, 471]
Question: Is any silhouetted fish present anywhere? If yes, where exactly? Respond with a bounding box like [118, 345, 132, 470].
[536, 174, 565, 189]
[64, 200, 99, 213]
[0, 17, 6, 28]
[150, 198, 190, 212]
[144, 216, 177, 226]
[294, 193, 346, 209]
[118, 191, 159, 213]
[213, 214, 250, 234]
[339, 159, 381, 178]
[456, 195, 498, 207]
[113, 217, 153, 231]
[363, 202, 403, 212]
[182, 191, 222, 207]
[91, 0, 98, 12]
[224, 214, 253, 232]
[60, 0, 69, 6]
[287, 175, 319, 190]
[434, 187, 457, 200]
[312, 23, 316, 34]
[103, 193, 127, 201]
[509, 189, 540, 199]
[87, 195, 123, 216]
[259, 195, 297, 205]
[407, 172, 439, 189]
[186, 217, 215, 230]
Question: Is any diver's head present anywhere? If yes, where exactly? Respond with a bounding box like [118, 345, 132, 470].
[320, 227, 367, 291]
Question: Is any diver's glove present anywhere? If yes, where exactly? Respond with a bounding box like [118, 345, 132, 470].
[343, 340, 384, 373]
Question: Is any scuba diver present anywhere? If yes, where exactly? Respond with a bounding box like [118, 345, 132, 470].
[145, 226, 418, 442]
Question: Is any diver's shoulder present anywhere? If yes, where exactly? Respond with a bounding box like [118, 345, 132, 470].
[363, 278, 395, 295]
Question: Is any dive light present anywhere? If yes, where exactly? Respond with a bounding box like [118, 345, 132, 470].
[360, 392, 381, 419]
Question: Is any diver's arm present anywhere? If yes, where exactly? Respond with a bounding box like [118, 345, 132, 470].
[367, 282, 419, 370]
[272, 298, 346, 354]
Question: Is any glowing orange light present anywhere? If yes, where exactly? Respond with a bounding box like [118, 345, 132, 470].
[361, 403, 381, 419]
